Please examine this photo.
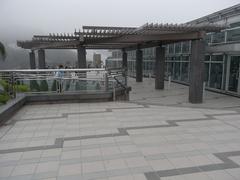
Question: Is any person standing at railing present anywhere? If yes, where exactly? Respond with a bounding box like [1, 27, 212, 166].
[55, 65, 64, 93]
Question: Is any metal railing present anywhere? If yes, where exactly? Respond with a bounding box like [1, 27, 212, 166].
[0, 68, 127, 98]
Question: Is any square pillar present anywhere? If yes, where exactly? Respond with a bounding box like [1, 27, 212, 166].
[29, 50, 36, 69]
[189, 39, 205, 103]
[122, 49, 127, 69]
[38, 49, 46, 69]
[122, 49, 128, 86]
[77, 46, 86, 68]
[155, 46, 165, 89]
[136, 48, 143, 82]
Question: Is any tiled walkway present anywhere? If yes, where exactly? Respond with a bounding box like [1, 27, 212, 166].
[0, 79, 240, 179]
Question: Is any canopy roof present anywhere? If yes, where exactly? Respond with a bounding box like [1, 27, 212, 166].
[17, 22, 226, 50]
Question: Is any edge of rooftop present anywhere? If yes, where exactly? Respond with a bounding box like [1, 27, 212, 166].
[187, 3, 240, 24]
[0, 87, 131, 126]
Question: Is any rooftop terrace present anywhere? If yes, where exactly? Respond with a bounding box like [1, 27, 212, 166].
[0, 78, 240, 180]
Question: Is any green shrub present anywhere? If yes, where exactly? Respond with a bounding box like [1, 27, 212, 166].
[30, 80, 40, 91]
[15, 84, 29, 92]
[0, 79, 9, 92]
[0, 94, 10, 104]
[40, 80, 48, 91]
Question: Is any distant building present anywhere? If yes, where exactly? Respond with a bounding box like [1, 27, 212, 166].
[93, 53, 102, 68]
[106, 4, 240, 96]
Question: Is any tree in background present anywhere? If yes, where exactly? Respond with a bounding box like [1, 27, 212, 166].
[0, 42, 8, 104]
[0, 42, 6, 60]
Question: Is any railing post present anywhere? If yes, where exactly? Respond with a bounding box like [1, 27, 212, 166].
[104, 71, 109, 92]
[10, 72, 16, 98]
[113, 82, 116, 101]
[124, 68, 128, 87]
[60, 78, 63, 93]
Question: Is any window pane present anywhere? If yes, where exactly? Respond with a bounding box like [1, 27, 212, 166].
[182, 56, 189, 61]
[204, 63, 209, 83]
[209, 63, 223, 89]
[181, 62, 189, 82]
[175, 43, 182, 54]
[206, 34, 212, 44]
[228, 56, 240, 92]
[230, 22, 240, 28]
[165, 62, 168, 78]
[173, 62, 181, 80]
[167, 62, 173, 77]
[182, 41, 190, 53]
[169, 44, 174, 54]
[211, 55, 223, 62]
[227, 28, 240, 42]
[175, 56, 181, 61]
[212, 32, 225, 43]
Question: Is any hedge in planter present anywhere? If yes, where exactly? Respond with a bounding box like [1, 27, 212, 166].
[15, 84, 29, 92]
[0, 93, 10, 104]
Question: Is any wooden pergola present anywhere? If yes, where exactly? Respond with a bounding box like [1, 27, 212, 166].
[17, 23, 225, 103]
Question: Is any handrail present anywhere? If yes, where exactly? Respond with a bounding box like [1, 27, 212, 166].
[107, 68, 128, 90]
[0, 68, 127, 97]
[0, 68, 106, 73]
[113, 76, 127, 90]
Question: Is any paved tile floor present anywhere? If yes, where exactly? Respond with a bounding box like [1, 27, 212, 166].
[0, 78, 240, 180]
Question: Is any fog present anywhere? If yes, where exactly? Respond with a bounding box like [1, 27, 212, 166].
[0, 0, 239, 69]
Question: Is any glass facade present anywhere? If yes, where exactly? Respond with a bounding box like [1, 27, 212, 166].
[206, 26, 240, 44]
[227, 28, 240, 42]
[164, 42, 190, 83]
[203, 55, 224, 90]
[106, 17, 240, 96]
[106, 41, 238, 94]
[228, 56, 240, 92]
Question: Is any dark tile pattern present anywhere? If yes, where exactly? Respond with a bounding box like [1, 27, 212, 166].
[1, 103, 240, 179]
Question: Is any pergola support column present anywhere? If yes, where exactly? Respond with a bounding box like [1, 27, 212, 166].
[29, 50, 36, 69]
[122, 49, 127, 69]
[77, 46, 87, 68]
[38, 49, 46, 69]
[122, 49, 128, 86]
[155, 46, 165, 89]
[189, 39, 205, 103]
[136, 48, 143, 82]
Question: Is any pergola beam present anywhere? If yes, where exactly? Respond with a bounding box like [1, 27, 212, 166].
[17, 23, 225, 50]
[85, 32, 205, 44]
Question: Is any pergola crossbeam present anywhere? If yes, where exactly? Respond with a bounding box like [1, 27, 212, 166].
[17, 22, 226, 50]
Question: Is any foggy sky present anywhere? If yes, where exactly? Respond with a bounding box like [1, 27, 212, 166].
[1, 0, 239, 41]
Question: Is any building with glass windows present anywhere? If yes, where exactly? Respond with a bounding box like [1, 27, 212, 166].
[106, 4, 240, 96]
